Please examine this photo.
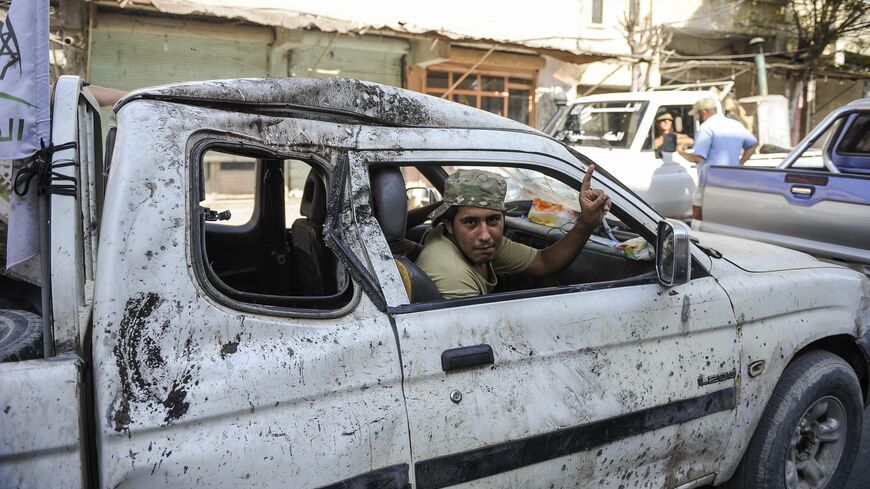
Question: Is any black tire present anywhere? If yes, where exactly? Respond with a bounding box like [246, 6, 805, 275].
[729, 350, 863, 489]
[0, 309, 43, 362]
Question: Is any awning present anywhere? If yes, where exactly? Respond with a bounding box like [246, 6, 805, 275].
[103, 0, 613, 65]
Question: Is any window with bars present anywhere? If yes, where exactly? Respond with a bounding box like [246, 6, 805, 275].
[423, 69, 535, 125]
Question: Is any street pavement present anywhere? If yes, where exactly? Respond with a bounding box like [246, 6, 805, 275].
[845, 405, 870, 489]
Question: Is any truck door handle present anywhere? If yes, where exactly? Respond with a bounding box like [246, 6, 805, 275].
[441, 344, 494, 372]
[790, 185, 815, 198]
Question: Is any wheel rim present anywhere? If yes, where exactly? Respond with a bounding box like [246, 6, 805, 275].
[784, 396, 847, 489]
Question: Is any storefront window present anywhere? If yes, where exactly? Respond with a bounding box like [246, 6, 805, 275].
[424, 69, 535, 125]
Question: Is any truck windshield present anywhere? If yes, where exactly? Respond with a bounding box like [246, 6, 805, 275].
[555, 101, 648, 149]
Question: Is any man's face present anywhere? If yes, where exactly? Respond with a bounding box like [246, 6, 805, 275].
[444, 206, 504, 266]
[698, 108, 714, 122]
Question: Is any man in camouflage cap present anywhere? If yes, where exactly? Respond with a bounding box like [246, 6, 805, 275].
[416, 166, 611, 299]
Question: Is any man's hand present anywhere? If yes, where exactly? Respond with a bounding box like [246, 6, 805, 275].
[525, 164, 610, 278]
[578, 164, 611, 229]
[677, 145, 705, 164]
[739, 144, 758, 166]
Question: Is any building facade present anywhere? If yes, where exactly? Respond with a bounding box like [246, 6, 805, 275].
[48, 0, 614, 193]
[43, 0, 869, 193]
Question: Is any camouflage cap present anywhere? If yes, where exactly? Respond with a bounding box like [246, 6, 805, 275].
[429, 169, 507, 222]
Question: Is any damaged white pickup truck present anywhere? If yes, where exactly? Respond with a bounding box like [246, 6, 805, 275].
[1, 76, 869, 489]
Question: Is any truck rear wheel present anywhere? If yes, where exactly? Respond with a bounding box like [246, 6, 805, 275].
[0, 309, 43, 362]
[729, 350, 863, 489]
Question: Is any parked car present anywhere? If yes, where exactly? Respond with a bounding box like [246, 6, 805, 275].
[1, 76, 868, 489]
[694, 98, 870, 275]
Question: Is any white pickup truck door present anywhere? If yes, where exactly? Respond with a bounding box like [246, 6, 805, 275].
[353, 149, 740, 488]
[92, 108, 411, 488]
[393, 283, 739, 489]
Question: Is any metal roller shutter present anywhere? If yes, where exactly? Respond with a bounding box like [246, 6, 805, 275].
[289, 32, 408, 88]
[88, 15, 271, 139]
[89, 22, 270, 92]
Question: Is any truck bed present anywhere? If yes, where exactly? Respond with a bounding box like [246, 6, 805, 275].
[0, 355, 85, 487]
[696, 164, 870, 268]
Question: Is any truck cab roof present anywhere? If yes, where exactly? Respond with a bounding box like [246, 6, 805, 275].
[116, 77, 537, 133]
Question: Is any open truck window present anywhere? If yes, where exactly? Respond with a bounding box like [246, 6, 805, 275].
[641, 104, 697, 151]
[194, 148, 352, 311]
[370, 163, 657, 308]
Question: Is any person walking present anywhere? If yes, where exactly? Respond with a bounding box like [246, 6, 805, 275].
[677, 97, 758, 218]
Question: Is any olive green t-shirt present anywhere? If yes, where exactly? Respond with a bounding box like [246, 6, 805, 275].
[416, 224, 537, 299]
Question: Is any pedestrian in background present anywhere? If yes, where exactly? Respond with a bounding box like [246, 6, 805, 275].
[677, 97, 758, 218]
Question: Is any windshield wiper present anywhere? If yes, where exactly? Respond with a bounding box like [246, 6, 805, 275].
[558, 131, 613, 149]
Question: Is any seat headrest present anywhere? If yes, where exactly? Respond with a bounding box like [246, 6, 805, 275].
[299, 170, 327, 225]
[370, 168, 407, 242]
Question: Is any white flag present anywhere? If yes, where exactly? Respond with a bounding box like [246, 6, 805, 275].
[0, 0, 49, 158]
[1, 0, 50, 268]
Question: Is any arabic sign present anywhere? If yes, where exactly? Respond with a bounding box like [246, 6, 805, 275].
[2, 0, 49, 269]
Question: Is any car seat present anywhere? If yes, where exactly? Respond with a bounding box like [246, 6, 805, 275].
[291, 170, 335, 295]
[370, 167, 441, 303]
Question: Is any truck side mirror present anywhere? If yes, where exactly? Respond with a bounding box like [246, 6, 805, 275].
[406, 186, 439, 209]
[656, 220, 691, 286]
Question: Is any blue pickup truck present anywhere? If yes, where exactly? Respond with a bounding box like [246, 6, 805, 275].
[694, 99, 870, 274]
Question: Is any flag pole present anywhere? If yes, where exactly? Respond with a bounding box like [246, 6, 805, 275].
[36, 0, 53, 357]
[39, 176, 53, 357]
